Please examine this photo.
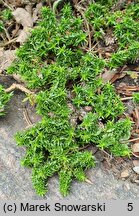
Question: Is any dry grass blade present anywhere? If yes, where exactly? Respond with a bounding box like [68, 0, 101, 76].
[85, 178, 93, 185]
[135, 108, 139, 129]
[121, 96, 133, 101]
[1, 37, 17, 47]
[122, 137, 139, 143]
[0, 0, 13, 10]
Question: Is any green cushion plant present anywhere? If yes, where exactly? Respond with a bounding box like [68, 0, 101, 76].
[1, 1, 139, 196]
[0, 85, 13, 116]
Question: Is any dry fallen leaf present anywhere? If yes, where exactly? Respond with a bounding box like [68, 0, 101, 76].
[101, 69, 117, 83]
[33, 2, 43, 23]
[13, 8, 33, 28]
[0, 49, 16, 72]
[110, 72, 126, 83]
[16, 27, 31, 44]
[102, 65, 127, 83]
[12, 8, 33, 43]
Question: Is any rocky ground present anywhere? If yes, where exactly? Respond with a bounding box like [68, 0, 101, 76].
[0, 89, 138, 200]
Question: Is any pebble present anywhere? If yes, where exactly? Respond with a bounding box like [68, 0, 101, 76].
[84, 106, 93, 112]
[132, 143, 139, 153]
[120, 169, 130, 178]
[133, 166, 139, 174]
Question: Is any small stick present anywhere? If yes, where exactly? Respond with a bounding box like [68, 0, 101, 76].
[122, 137, 139, 143]
[124, 86, 139, 91]
[1, 37, 17, 47]
[53, 0, 63, 13]
[101, 149, 113, 159]
[5, 83, 35, 96]
[117, 86, 139, 91]
[11, 24, 20, 39]
[23, 107, 33, 126]
[0, 0, 13, 10]
[12, 74, 24, 83]
[135, 107, 139, 129]
[3, 27, 11, 41]
[79, 144, 90, 151]
[118, 91, 132, 97]
[121, 96, 133, 101]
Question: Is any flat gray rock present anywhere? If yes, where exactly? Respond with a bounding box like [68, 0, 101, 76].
[0, 93, 139, 200]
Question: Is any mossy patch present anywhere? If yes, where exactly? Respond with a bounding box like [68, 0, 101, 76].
[1, 1, 139, 196]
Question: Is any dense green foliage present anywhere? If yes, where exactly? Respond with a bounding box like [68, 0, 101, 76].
[1, 9, 13, 20]
[0, 21, 4, 32]
[0, 9, 13, 33]
[0, 85, 13, 116]
[1, 1, 139, 196]
[133, 93, 139, 104]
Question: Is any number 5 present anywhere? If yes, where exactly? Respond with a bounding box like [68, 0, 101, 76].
[127, 203, 133, 211]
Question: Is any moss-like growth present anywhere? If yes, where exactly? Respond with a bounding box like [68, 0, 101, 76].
[0, 21, 4, 32]
[1, 9, 13, 21]
[0, 85, 13, 116]
[3, 2, 139, 196]
[133, 93, 139, 104]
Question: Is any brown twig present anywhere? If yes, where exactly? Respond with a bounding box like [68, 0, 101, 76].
[5, 83, 35, 95]
[0, 0, 13, 10]
[135, 107, 139, 129]
[23, 107, 33, 127]
[122, 137, 139, 143]
[3, 27, 11, 41]
[79, 144, 90, 151]
[1, 37, 17, 47]
[11, 24, 20, 39]
[123, 86, 139, 91]
[117, 86, 139, 92]
[12, 74, 24, 83]
[101, 149, 113, 159]
[121, 96, 133, 101]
